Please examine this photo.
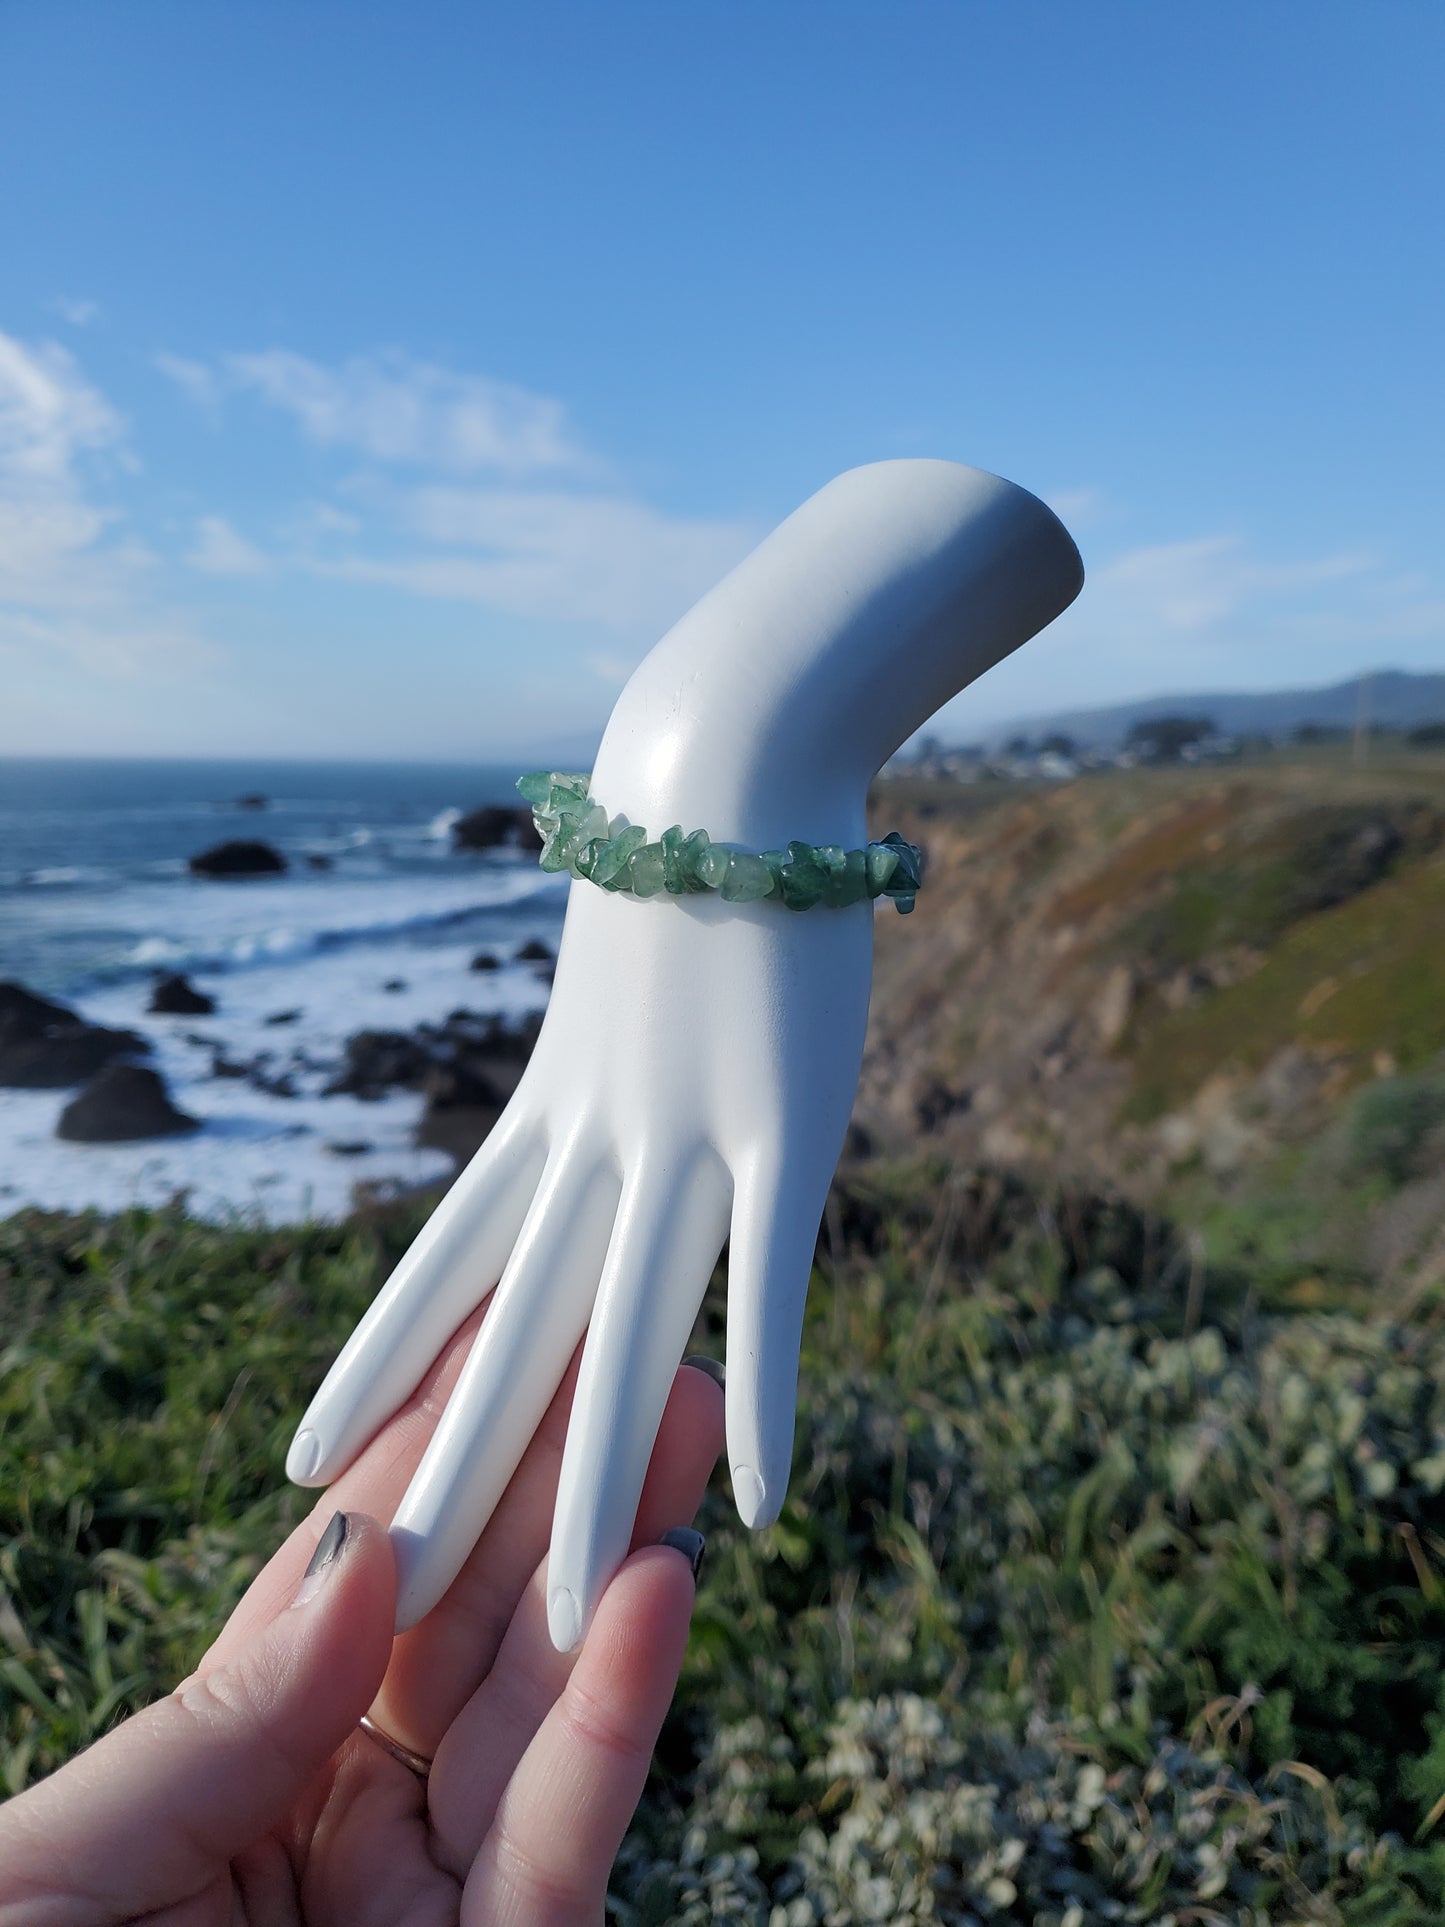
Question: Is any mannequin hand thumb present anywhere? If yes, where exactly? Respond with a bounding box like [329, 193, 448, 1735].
[0, 1511, 395, 1923]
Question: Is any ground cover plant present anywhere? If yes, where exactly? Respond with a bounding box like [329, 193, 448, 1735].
[4, 1168, 1445, 1923]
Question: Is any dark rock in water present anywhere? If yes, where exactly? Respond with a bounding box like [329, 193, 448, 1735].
[469, 951, 500, 972]
[4, 1027, 150, 1087]
[416, 1093, 506, 1165]
[413, 1012, 542, 1165]
[250, 1066, 298, 1098]
[326, 1140, 373, 1157]
[0, 983, 74, 1035]
[57, 1064, 198, 1142]
[265, 1008, 303, 1027]
[422, 1060, 506, 1111]
[189, 840, 287, 878]
[306, 853, 333, 871]
[321, 1005, 543, 1158]
[383, 978, 407, 993]
[327, 1029, 433, 1099]
[0, 980, 148, 1089]
[516, 938, 554, 963]
[453, 806, 543, 853]
[149, 973, 216, 1016]
[433, 1008, 544, 1062]
[236, 793, 268, 811]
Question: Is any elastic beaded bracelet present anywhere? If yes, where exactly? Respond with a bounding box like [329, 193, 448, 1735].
[517, 772, 924, 913]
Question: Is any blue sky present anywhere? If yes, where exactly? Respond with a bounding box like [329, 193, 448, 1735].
[1, 3, 1441, 759]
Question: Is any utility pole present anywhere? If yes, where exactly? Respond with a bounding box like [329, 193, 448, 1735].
[1353, 672, 1373, 768]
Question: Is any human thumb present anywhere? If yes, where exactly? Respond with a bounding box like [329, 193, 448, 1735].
[0, 1511, 395, 1925]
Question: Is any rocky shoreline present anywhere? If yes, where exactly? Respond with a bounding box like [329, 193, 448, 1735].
[0, 947, 551, 1170]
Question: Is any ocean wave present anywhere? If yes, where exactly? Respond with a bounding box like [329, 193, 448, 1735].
[94, 874, 565, 984]
[11, 865, 117, 889]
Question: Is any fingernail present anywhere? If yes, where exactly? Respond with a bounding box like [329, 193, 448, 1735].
[683, 1354, 725, 1389]
[287, 1427, 322, 1483]
[549, 1586, 582, 1651]
[732, 1464, 766, 1526]
[292, 1512, 348, 1608]
[659, 1526, 706, 1582]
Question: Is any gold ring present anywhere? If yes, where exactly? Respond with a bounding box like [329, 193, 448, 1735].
[357, 1712, 431, 1780]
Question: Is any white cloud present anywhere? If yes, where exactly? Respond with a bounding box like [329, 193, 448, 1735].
[587, 651, 634, 685]
[154, 352, 221, 411]
[317, 485, 755, 634]
[3, 607, 218, 681]
[0, 330, 219, 685]
[931, 526, 1445, 735]
[1044, 485, 1106, 527]
[150, 343, 754, 636]
[224, 349, 580, 475]
[289, 499, 362, 540]
[1092, 535, 1373, 634]
[188, 514, 268, 576]
[0, 333, 123, 485]
[52, 296, 100, 328]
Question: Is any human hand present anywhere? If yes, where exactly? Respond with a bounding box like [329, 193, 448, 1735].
[0, 1326, 723, 1926]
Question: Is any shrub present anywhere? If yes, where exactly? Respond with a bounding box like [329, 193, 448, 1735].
[4, 1178, 1445, 1914]
[1350, 1076, 1445, 1186]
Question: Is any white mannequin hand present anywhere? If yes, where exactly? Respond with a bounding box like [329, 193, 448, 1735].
[287, 460, 1083, 1648]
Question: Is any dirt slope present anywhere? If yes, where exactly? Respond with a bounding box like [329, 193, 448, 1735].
[856, 748, 1445, 1297]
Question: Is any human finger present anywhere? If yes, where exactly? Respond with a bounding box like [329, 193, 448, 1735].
[0, 1513, 395, 1924]
[202, 1304, 487, 1667]
[461, 1537, 701, 1927]
[425, 1360, 722, 1874]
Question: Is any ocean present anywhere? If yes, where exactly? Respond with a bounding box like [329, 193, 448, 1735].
[0, 757, 567, 1223]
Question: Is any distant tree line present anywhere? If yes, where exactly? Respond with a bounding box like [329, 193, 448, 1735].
[1293, 718, 1445, 748]
[1125, 715, 1215, 762]
[1002, 733, 1078, 759]
[903, 712, 1444, 774]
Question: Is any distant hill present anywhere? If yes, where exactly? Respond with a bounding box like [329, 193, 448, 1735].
[982, 668, 1445, 750]
[510, 727, 605, 770]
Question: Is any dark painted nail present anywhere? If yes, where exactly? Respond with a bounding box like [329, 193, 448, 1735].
[305, 1511, 349, 1578]
[683, 1354, 725, 1389]
[292, 1512, 349, 1608]
[659, 1526, 706, 1582]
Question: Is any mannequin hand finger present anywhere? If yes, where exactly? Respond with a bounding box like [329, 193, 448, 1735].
[387, 1136, 620, 1635]
[546, 1150, 730, 1651]
[724, 1139, 834, 1527]
[287, 1112, 546, 1488]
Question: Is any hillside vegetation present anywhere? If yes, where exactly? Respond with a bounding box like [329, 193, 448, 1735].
[4, 745, 1445, 1922]
[863, 745, 1445, 1310]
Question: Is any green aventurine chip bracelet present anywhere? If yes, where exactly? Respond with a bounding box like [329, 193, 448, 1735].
[517, 772, 924, 913]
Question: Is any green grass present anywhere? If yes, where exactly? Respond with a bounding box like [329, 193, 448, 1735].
[1125, 858, 1445, 1122]
[5, 1177, 1445, 1920]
